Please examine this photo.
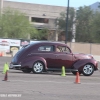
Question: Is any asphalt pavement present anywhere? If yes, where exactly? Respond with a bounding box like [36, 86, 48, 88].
[0, 57, 100, 100]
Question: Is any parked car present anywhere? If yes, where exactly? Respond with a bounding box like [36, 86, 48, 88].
[9, 41, 98, 76]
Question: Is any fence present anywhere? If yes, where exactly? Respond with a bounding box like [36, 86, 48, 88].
[0, 41, 100, 58]
[67, 42, 100, 56]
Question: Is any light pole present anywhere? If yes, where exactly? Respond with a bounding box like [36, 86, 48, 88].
[65, 0, 70, 44]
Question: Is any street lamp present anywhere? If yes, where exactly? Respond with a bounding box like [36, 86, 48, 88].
[65, 0, 70, 44]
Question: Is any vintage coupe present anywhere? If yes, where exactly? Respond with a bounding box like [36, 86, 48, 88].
[10, 41, 98, 76]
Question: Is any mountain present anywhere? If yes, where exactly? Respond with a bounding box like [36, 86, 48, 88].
[90, 2, 100, 11]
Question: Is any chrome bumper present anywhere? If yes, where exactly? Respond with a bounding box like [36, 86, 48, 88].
[9, 64, 21, 69]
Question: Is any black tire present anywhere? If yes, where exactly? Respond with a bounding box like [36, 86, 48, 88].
[32, 61, 44, 74]
[82, 64, 94, 76]
[22, 69, 31, 73]
[72, 71, 82, 75]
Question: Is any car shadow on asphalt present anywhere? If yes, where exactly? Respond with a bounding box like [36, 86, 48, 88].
[0, 70, 84, 76]
[42, 71, 84, 76]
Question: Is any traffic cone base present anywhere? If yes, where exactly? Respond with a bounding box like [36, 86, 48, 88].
[3, 71, 8, 81]
[0, 52, 3, 57]
[74, 71, 81, 84]
[1, 52, 3, 56]
[61, 74, 66, 76]
[74, 82, 81, 84]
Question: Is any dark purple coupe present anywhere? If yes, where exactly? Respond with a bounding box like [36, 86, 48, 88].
[10, 41, 98, 76]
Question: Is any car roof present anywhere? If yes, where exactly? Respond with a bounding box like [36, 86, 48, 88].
[30, 41, 66, 45]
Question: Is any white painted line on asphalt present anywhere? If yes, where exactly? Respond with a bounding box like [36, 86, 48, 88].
[8, 80, 100, 85]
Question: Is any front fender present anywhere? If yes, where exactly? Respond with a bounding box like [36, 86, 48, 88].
[21, 56, 47, 70]
[73, 59, 98, 71]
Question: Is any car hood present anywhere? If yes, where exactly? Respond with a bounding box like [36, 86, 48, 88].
[73, 53, 94, 60]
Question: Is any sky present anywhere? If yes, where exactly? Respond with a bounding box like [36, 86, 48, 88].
[6, 0, 99, 8]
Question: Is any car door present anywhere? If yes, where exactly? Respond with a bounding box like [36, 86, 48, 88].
[37, 45, 56, 68]
[54, 45, 74, 69]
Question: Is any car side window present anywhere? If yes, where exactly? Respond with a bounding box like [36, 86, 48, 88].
[56, 46, 71, 53]
[63, 47, 71, 53]
[38, 45, 54, 52]
[56, 47, 61, 52]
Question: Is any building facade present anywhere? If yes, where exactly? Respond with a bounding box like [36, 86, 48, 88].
[1, 0, 67, 40]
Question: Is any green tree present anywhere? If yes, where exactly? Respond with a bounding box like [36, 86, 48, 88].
[75, 6, 93, 42]
[90, 11, 100, 43]
[30, 28, 48, 40]
[58, 8, 75, 41]
[29, 26, 39, 40]
[0, 8, 35, 39]
[58, 6, 100, 43]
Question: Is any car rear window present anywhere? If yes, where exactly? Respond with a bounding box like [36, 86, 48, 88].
[38, 45, 54, 52]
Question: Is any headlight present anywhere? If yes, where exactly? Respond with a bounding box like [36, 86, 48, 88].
[87, 54, 94, 59]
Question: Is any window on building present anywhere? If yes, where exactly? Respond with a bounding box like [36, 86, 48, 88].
[31, 17, 49, 23]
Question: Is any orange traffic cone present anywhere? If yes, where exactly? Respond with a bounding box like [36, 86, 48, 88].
[1, 52, 3, 57]
[75, 71, 81, 84]
[3, 71, 8, 81]
[0, 52, 3, 57]
[0, 52, 1, 57]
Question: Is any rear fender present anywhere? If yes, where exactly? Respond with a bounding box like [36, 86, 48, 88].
[21, 56, 47, 70]
[73, 59, 97, 71]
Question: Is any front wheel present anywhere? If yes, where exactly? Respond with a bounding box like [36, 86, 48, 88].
[32, 61, 44, 74]
[82, 64, 94, 76]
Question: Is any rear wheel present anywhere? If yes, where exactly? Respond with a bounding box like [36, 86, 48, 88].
[82, 64, 94, 76]
[32, 61, 44, 74]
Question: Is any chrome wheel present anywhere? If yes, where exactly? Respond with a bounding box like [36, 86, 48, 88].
[82, 64, 94, 76]
[33, 61, 44, 73]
